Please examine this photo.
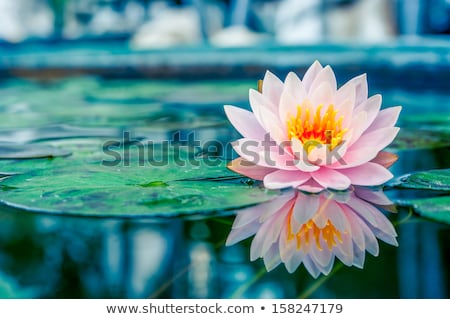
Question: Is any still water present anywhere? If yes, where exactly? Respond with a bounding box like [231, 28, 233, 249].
[0, 76, 448, 298]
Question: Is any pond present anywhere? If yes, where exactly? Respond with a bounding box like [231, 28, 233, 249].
[0, 61, 449, 298]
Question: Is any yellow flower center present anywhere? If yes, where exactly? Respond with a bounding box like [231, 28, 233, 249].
[287, 209, 343, 251]
[287, 103, 347, 154]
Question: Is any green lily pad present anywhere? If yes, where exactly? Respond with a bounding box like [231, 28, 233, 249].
[391, 169, 450, 191]
[0, 138, 276, 217]
[0, 78, 233, 131]
[0, 138, 111, 174]
[0, 162, 275, 217]
[388, 128, 450, 151]
[397, 196, 450, 225]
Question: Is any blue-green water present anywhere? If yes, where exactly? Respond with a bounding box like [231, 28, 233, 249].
[0, 75, 449, 298]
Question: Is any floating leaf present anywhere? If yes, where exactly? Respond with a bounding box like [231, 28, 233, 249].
[388, 128, 450, 151]
[0, 140, 276, 217]
[0, 143, 71, 159]
[0, 125, 120, 143]
[0, 163, 276, 217]
[0, 78, 233, 131]
[391, 169, 450, 191]
[397, 196, 450, 225]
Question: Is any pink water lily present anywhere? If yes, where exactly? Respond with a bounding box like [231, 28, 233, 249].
[226, 187, 398, 277]
[225, 61, 401, 192]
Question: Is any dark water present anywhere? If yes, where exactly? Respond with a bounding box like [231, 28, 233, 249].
[0, 76, 449, 298]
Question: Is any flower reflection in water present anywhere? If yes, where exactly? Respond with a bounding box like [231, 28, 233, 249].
[226, 187, 398, 278]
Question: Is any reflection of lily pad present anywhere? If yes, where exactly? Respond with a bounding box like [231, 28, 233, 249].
[0, 162, 276, 217]
[392, 169, 450, 191]
[397, 196, 450, 225]
[0, 271, 36, 298]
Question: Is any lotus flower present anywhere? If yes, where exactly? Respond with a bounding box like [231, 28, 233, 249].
[225, 61, 401, 192]
[226, 187, 398, 277]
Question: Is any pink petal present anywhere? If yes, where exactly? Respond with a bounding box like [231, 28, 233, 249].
[369, 214, 397, 239]
[325, 200, 350, 232]
[341, 204, 365, 250]
[370, 151, 398, 168]
[232, 138, 297, 171]
[227, 157, 276, 180]
[310, 82, 334, 110]
[327, 137, 350, 166]
[357, 94, 382, 132]
[310, 241, 333, 268]
[226, 221, 260, 246]
[293, 192, 320, 224]
[353, 186, 393, 206]
[284, 247, 305, 273]
[334, 232, 354, 266]
[350, 127, 400, 153]
[278, 89, 298, 128]
[346, 197, 377, 225]
[224, 105, 266, 139]
[312, 198, 329, 228]
[302, 255, 321, 278]
[356, 217, 379, 256]
[347, 111, 368, 147]
[370, 227, 398, 247]
[310, 65, 337, 92]
[338, 162, 393, 186]
[330, 146, 379, 169]
[296, 179, 325, 193]
[352, 243, 366, 268]
[339, 98, 356, 129]
[335, 81, 356, 110]
[311, 167, 351, 190]
[260, 210, 289, 255]
[345, 74, 368, 109]
[302, 60, 323, 92]
[249, 89, 287, 144]
[248, 89, 278, 129]
[279, 221, 297, 261]
[259, 191, 297, 222]
[284, 72, 307, 104]
[291, 138, 321, 172]
[263, 243, 282, 271]
[251, 209, 286, 261]
[365, 106, 402, 133]
[349, 196, 396, 237]
[262, 70, 284, 106]
[263, 170, 311, 189]
[232, 205, 264, 228]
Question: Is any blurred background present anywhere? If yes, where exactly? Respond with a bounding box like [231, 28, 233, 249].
[0, 0, 449, 46]
[0, 0, 448, 82]
[0, 0, 449, 299]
